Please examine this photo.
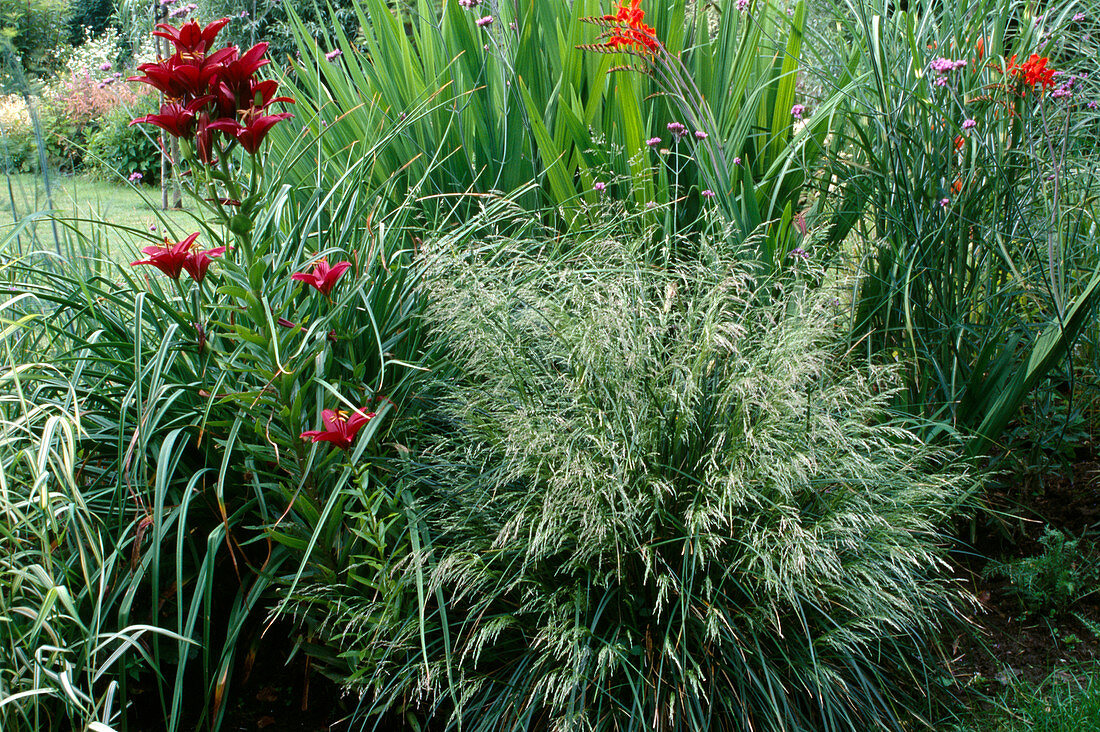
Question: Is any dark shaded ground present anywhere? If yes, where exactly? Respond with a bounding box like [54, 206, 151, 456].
[219, 660, 348, 732]
[944, 457, 1100, 708]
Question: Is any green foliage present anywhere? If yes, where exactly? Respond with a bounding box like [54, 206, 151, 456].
[0, 283, 187, 730]
[270, 0, 845, 261]
[826, 0, 1100, 454]
[997, 379, 1095, 485]
[984, 528, 1099, 614]
[196, 0, 360, 64]
[65, 0, 116, 47]
[0, 0, 69, 79]
[1010, 675, 1100, 732]
[323, 230, 974, 730]
[86, 96, 162, 183]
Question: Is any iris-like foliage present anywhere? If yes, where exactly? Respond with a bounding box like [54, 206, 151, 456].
[827, 0, 1100, 454]
[346, 238, 974, 731]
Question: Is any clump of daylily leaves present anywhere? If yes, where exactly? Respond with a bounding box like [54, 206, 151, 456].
[129, 18, 374, 450]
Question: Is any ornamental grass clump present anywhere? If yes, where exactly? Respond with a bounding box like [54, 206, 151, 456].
[354, 238, 974, 730]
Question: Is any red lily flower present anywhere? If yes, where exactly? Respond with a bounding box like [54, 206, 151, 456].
[182, 244, 227, 282]
[217, 109, 293, 154]
[131, 233, 226, 282]
[130, 97, 212, 138]
[130, 51, 231, 100]
[195, 113, 232, 164]
[214, 43, 272, 110]
[214, 77, 286, 118]
[153, 18, 231, 55]
[291, 258, 352, 296]
[249, 79, 295, 109]
[129, 19, 293, 160]
[300, 408, 376, 449]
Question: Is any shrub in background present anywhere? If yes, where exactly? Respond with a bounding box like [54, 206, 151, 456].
[63, 25, 131, 77]
[0, 0, 69, 79]
[197, 0, 360, 64]
[64, 0, 116, 47]
[86, 94, 161, 183]
[41, 70, 149, 171]
[322, 233, 974, 730]
[0, 94, 39, 172]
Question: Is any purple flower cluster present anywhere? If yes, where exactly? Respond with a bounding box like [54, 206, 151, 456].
[168, 2, 197, 18]
[1046, 71, 1085, 100]
[929, 57, 966, 86]
[790, 104, 805, 119]
[667, 121, 688, 139]
[96, 72, 123, 88]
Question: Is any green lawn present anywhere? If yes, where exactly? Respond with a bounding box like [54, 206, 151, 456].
[0, 172, 207, 263]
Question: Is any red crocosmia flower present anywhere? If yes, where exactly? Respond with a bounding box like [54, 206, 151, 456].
[291, 259, 352, 296]
[153, 17, 231, 55]
[132, 233, 226, 282]
[1007, 53, 1056, 92]
[598, 0, 658, 52]
[300, 408, 375, 449]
